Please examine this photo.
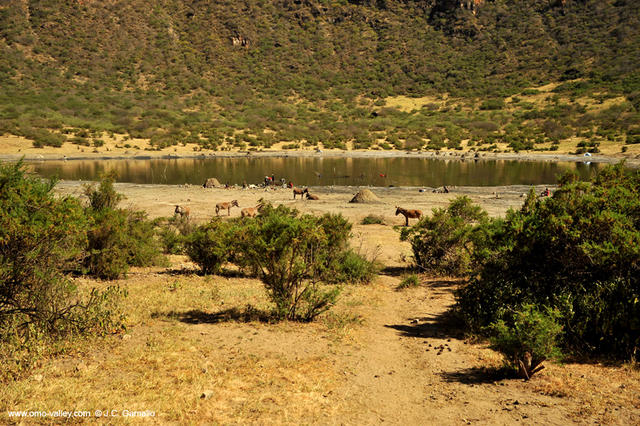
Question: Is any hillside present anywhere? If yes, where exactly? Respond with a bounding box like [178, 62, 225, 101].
[0, 0, 639, 154]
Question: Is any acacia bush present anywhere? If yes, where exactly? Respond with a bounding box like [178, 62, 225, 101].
[83, 174, 164, 279]
[231, 204, 346, 321]
[458, 164, 640, 360]
[184, 219, 238, 275]
[488, 304, 563, 380]
[0, 162, 126, 379]
[400, 196, 490, 276]
[157, 215, 194, 255]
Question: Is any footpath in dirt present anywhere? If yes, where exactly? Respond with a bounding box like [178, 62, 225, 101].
[330, 274, 636, 425]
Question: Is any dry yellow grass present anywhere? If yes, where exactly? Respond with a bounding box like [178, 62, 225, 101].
[2, 254, 639, 424]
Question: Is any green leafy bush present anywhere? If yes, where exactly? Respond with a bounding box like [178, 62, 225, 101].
[157, 215, 193, 255]
[330, 249, 379, 285]
[488, 304, 562, 380]
[233, 204, 342, 321]
[83, 174, 164, 279]
[184, 219, 238, 275]
[361, 214, 385, 225]
[0, 162, 126, 379]
[458, 164, 640, 360]
[397, 274, 420, 289]
[400, 196, 489, 276]
[83, 171, 123, 211]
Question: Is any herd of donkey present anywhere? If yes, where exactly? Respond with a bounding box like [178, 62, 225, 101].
[174, 182, 423, 226]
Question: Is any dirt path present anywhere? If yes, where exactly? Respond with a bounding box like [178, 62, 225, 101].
[329, 274, 637, 425]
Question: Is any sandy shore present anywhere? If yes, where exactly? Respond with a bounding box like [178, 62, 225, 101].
[54, 181, 534, 267]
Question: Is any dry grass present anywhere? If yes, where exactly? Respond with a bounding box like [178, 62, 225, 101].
[2, 254, 640, 424]
[0, 257, 371, 424]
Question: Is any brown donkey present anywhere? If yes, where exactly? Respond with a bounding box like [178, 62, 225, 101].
[395, 206, 422, 226]
[174, 205, 190, 219]
[305, 192, 319, 200]
[215, 200, 239, 216]
[292, 187, 308, 199]
[240, 200, 266, 218]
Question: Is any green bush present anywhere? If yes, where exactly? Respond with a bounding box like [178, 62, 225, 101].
[397, 274, 420, 289]
[184, 219, 238, 275]
[458, 165, 640, 360]
[330, 249, 378, 285]
[479, 99, 505, 110]
[83, 172, 123, 211]
[400, 196, 489, 276]
[157, 215, 193, 255]
[361, 214, 385, 225]
[234, 204, 342, 321]
[83, 174, 164, 279]
[488, 304, 562, 380]
[0, 162, 126, 379]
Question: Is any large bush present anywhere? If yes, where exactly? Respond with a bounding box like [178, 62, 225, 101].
[400, 196, 490, 276]
[83, 174, 164, 279]
[234, 204, 343, 321]
[0, 162, 126, 379]
[458, 164, 640, 360]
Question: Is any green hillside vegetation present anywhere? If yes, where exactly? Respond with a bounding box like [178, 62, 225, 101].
[0, 0, 639, 152]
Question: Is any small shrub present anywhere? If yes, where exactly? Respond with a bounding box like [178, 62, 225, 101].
[361, 214, 385, 225]
[479, 99, 505, 110]
[397, 274, 420, 289]
[185, 219, 238, 275]
[83, 174, 164, 279]
[83, 171, 123, 211]
[488, 304, 562, 380]
[330, 249, 378, 285]
[157, 215, 194, 254]
[400, 196, 489, 276]
[234, 204, 342, 321]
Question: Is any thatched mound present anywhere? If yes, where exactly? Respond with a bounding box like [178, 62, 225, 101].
[349, 189, 381, 204]
[203, 177, 221, 188]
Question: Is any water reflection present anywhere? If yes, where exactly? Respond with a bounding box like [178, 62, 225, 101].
[28, 157, 599, 187]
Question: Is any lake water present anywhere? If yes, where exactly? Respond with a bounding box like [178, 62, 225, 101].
[27, 156, 599, 187]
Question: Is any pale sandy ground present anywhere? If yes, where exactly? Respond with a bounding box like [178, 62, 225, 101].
[54, 182, 531, 267]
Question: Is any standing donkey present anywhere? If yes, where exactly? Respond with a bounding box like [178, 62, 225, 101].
[215, 200, 239, 216]
[395, 206, 422, 226]
[292, 187, 308, 199]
